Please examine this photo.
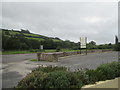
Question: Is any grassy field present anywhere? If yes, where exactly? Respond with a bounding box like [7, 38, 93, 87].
[30, 59, 38, 61]
[23, 33, 42, 37]
[3, 30, 61, 42]
[25, 37, 45, 41]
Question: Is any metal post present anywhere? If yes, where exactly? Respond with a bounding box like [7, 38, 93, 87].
[80, 38, 81, 54]
[86, 37, 87, 55]
[80, 48, 81, 54]
[86, 48, 87, 55]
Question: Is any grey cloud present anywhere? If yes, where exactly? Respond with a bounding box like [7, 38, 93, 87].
[2, 2, 118, 44]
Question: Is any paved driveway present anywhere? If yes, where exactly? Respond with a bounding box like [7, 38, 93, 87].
[2, 52, 118, 88]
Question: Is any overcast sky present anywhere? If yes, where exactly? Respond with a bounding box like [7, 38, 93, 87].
[1, 2, 118, 44]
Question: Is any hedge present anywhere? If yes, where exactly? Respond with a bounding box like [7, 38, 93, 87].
[16, 61, 120, 88]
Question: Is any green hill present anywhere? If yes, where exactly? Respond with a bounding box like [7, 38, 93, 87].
[2, 29, 61, 42]
[2, 29, 79, 50]
[1, 28, 116, 52]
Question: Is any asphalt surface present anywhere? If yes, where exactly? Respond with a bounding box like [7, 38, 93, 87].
[58, 52, 118, 70]
[2, 53, 37, 64]
[1, 51, 118, 88]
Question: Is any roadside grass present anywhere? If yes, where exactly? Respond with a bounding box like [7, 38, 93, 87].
[2, 49, 112, 55]
[0, 51, 2, 55]
[44, 49, 85, 52]
[61, 49, 79, 52]
[44, 49, 56, 53]
[31, 59, 38, 61]
[30, 59, 47, 62]
[2, 50, 37, 55]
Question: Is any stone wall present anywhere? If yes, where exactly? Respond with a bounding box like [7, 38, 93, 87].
[37, 53, 59, 62]
[37, 50, 113, 62]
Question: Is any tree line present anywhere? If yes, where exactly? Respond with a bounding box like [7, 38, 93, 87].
[2, 29, 79, 50]
[2, 29, 119, 51]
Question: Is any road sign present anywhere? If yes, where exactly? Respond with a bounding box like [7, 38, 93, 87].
[80, 37, 87, 48]
[40, 45, 43, 50]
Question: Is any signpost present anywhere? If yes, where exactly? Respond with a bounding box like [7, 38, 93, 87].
[40, 45, 43, 52]
[80, 37, 87, 55]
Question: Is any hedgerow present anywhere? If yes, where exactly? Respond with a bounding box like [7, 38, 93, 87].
[16, 61, 120, 88]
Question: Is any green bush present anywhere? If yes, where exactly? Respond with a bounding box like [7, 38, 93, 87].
[17, 71, 47, 88]
[45, 71, 72, 88]
[72, 47, 79, 50]
[95, 62, 120, 80]
[56, 47, 61, 52]
[94, 69, 106, 81]
[16, 62, 120, 88]
[33, 66, 67, 73]
[29, 49, 39, 52]
[107, 62, 120, 77]
[85, 69, 98, 84]
[74, 70, 89, 85]
[66, 72, 83, 88]
[17, 67, 83, 88]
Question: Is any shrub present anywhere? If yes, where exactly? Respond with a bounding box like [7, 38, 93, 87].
[16, 62, 120, 88]
[85, 69, 98, 84]
[29, 49, 38, 52]
[17, 71, 47, 88]
[72, 47, 79, 50]
[17, 70, 83, 88]
[74, 70, 89, 85]
[95, 62, 120, 80]
[94, 69, 106, 81]
[45, 71, 70, 88]
[56, 47, 61, 52]
[33, 66, 67, 73]
[66, 72, 83, 88]
[44, 71, 83, 88]
[108, 61, 120, 77]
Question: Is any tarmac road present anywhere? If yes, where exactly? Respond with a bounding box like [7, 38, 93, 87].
[2, 51, 118, 88]
[58, 51, 118, 70]
[2, 53, 37, 64]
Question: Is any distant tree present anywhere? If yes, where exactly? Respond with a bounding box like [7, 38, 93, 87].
[89, 41, 96, 45]
[108, 43, 112, 45]
[20, 43, 28, 50]
[55, 37, 61, 40]
[5, 31, 10, 35]
[43, 39, 57, 49]
[21, 29, 30, 34]
[2, 29, 80, 50]
[87, 41, 96, 49]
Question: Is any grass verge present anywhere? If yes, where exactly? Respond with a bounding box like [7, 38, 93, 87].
[30, 59, 38, 61]
[2, 49, 112, 55]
